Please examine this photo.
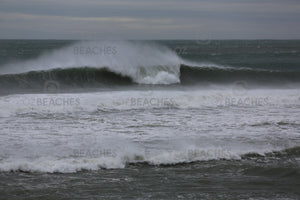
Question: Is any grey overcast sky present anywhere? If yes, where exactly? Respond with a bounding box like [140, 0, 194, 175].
[0, 0, 300, 39]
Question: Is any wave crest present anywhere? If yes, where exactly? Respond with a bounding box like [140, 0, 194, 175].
[0, 40, 182, 85]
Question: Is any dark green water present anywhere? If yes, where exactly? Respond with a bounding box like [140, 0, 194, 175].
[1, 158, 299, 200]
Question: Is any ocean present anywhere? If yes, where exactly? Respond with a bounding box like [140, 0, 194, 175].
[0, 40, 299, 199]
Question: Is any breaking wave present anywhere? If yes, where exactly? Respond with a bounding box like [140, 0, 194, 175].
[0, 146, 298, 173]
[1, 40, 300, 95]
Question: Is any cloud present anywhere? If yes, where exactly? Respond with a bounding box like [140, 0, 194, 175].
[0, 0, 299, 39]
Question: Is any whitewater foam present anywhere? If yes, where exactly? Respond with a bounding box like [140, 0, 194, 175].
[0, 142, 295, 173]
[1, 89, 299, 172]
[0, 89, 300, 117]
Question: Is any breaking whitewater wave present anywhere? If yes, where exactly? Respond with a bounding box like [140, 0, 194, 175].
[0, 40, 183, 85]
[0, 146, 298, 173]
[1, 40, 300, 95]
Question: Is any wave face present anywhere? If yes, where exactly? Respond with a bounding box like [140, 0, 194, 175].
[0, 67, 134, 94]
[1, 65, 300, 94]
